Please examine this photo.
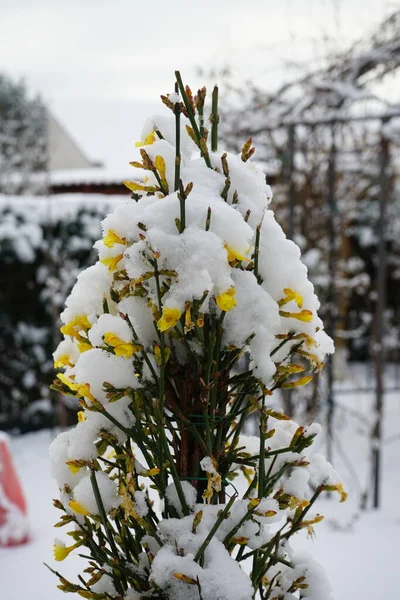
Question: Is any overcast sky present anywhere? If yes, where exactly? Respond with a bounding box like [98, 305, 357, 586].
[1, 0, 399, 169]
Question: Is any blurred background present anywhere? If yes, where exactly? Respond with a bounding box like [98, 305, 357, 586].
[0, 1, 399, 598]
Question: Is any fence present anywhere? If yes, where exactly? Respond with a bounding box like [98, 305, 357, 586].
[270, 112, 400, 509]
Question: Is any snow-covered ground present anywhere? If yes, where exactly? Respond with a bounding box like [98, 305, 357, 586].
[1, 369, 399, 600]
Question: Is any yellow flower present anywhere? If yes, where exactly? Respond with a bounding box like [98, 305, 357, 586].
[281, 375, 313, 389]
[173, 573, 198, 585]
[321, 483, 348, 503]
[135, 131, 156, 147]
[103, 332, 139, 358]
[299, 514, 324, 535]
[123, 181, 158, 193]
[153, 344, 171, 366]
[60, 315, 91, 338]
[224, 244, 249, 264]
[216, 288, 237, 312]
[139, 467, 161, 477]
[278, 288, 304, 308]
[277, 363, 305, 376]
[57, 373, 78, 392]
[77, 340, 92, 353]
[57, 377, 95, 403]
[53, 540, 80, 562]
[77, 411, 86, 422]
[297, 349, 324, 371]
[157, 307, 182, 332]
[103, 230, 126, 248]
[76, 383, 96, 403]
[67, 463, 83, 474]
[279, 309, 313, 322]
[154, 155, 167, 181]
[184, 305, 194, 332]
[68, 500, 90, 516]
[54, 354, 73, 368]
[100, 254, 124, 272]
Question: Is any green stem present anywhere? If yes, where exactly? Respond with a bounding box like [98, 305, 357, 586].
[174, 82, 181, 193]
[258, 399, 267, 497]
[270, 332, 296, 357]
[254, 223, 261, 283]
[175, 71, 211, 168]
[211, 85, 219, 152]
[89, 470, 125, 595]
[194, 493, 237, 563]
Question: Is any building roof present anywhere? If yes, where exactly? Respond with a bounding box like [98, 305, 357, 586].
[48, 111, 102, 171]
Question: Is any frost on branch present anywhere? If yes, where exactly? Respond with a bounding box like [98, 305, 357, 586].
[49, 73, 342, 600]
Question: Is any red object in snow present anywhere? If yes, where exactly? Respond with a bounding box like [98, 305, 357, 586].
[0, 433, 30, 546]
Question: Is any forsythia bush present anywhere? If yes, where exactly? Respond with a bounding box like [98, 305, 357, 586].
[49, 73, 345, 600]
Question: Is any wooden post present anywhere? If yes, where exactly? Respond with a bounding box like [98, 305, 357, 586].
[371, 121, 390, 509]
[326, 121, 337, 466]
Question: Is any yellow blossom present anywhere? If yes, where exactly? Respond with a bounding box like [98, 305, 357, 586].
[77, 411, 86, 422]
[157, 307, 182, 332]
[277, 364, 305, 375]
[53, 540, 80, 562]
[224, 244, 249, 263]
[57, 373, 78, 392]
[135, 131, 156, 147]
[184, 305, 194, 332]
[123, 181, 158, 193]
[60, 315, 91, 338]
[103, 332, 139, 358]
[139, 467, 161, 477]
[77, 340, 92, 353]
[279, 309, 313, 322]
[288, 496, 309, 510]
[216, 288, 237, 312]
[67, 463, 83, 474]
[321, 482, 348, 503]
[299, 514, 325, 536]
[296, 349, 324, 371]
[68, 500, 90, 516]
[153, 344, 171, 366]
[154, 155, 167, 181]
[278, 288, 304, 308]
[75, 383, 95, 403]
[54, 354, 73, 369]
[103, 230, 126, 248]
[100, 254, 124, 272]
[173, 573, 198, 585]
[201, 457, 222, 504]
[281, 375, 313, 389]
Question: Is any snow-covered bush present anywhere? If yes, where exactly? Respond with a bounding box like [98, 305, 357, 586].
[49, 73, 345, 600]
[0, 197, 115, 430]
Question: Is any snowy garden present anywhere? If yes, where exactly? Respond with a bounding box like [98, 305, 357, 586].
[1, 5, 400, 600]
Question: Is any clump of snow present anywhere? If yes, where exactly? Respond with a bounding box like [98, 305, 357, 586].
[73, 472, 120, 515]
[134, 490, 149, 517]
[74, 348, 140, 404]
[165, 481, 197, 514]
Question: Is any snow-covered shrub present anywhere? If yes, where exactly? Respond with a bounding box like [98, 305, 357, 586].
[0, 197, 115, 430]
[49, 73, 345, 600]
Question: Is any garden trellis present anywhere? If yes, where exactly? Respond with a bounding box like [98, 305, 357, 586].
[275, 111, 400, 510]
[217, 9, 400, 510]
